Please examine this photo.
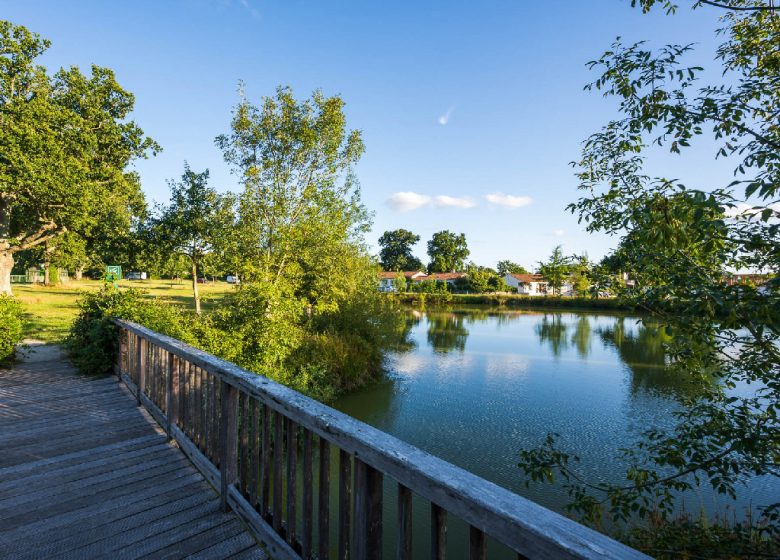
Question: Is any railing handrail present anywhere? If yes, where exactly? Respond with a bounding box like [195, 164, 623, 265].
[114, 318, 649, 560]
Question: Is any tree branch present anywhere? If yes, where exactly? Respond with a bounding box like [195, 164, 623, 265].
[13, 222, 65, 252]
[698, 0, 778, 11]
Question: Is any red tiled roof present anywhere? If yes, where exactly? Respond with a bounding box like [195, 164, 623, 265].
[379, 271, 427, 280]
[426, 272, 467, 281]
[509, 273, 546, 283]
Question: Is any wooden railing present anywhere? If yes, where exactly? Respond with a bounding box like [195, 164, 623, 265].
[114, 319, 650, 560]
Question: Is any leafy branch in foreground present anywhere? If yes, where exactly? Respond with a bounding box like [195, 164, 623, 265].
[519, 1, 780, 557]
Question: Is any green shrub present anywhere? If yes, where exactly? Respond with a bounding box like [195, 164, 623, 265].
[66, 286, 195, 375]
[0, 295, 23, 362]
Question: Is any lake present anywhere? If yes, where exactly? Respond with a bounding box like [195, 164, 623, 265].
[332, 307, 776, 552]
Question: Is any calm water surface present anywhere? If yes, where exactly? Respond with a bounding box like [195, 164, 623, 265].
[334, 308, 776, 527]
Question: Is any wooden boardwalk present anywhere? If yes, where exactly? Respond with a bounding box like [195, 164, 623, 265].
[0, 345, 267, 560]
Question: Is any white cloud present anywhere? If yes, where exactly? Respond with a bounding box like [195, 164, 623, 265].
[724, 202, 780, 219]
[433, 195, 476, 209]
[385, 192, 476, 212]
[485, 192, 533, 209]
[385, 191, 432, 212]
[553, 229, 565, 237]
[438, 106, 454, 126]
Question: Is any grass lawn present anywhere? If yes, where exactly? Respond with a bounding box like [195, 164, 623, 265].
[12, 279, 236, 343]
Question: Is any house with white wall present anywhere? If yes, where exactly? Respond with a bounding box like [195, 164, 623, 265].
[503, 273, 549, 295]
[378, 271, 428, 292]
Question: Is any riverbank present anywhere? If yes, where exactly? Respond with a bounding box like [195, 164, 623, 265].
[392, 292, 634, 311]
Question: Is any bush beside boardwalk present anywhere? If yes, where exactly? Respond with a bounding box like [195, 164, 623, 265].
[393, 292, 633, 311]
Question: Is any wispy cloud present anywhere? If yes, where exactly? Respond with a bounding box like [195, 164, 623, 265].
[385, 191, 475, 212]
[485, 192, 533, 209]
[386, 192, 431, 212]
[438, 105, 455, 126]
[237, 0, 260, 18]
[553, 229, 565, 237]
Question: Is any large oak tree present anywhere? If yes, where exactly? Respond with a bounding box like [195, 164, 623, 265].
[0, 20, 157, 294]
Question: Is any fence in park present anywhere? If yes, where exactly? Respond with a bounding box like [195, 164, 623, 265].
[114, 318, 649, 560]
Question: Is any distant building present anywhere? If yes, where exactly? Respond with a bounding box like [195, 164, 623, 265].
[423, 272, 468, 289]
[378, 271, 427, 292]
[503, 273, 549, 296]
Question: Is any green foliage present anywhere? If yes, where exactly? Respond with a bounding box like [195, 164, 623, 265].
[570, 255, 592, 297]
[410, 279, 450, 294]
[66, 286, 194, 376]
[392, 272, 407, 293]
[626, 509, 780, 560]
[149, 164, 231, 313]
[0, 20, 157, 294]
[537, 246, 572, 295]
[379, 229, 423, 271]
[496, 260, 528, 276]
[426, 230, 469, 273]
[215, 86, 367, 287]
[465, 264, 506, 293]
[519, 1, 780, 555]
[0, 294, 22, 361]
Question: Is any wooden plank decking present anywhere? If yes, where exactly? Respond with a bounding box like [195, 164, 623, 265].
[0, 345, 268, 560]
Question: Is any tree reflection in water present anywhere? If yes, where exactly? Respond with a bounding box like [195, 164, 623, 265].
[535, 313, 569, 357]
[597, 317, 707, 398]
[426, 312, 469, 353]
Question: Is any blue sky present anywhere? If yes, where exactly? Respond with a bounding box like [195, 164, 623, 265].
[3, 0, 728, 269]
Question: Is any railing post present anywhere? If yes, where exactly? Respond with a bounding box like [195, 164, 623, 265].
[219, 380, 239, 512]
[116, 328, 125, 382]
[353, 459, 383, 560]
[167, 353, 179, 440]
[137, 337, 146, 406]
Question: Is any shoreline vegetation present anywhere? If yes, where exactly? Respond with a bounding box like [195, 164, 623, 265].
[391, 292, 634, 311]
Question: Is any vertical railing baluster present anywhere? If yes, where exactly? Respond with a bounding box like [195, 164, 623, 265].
[469, 526, 486, 560]
[240, 395, 249, 495]
[116, 328, 124, 381]
[318, 438, 330, 559]
[353, 459, 383, 559]
[167, 352, 178, 440]
[286, 418, 298, 546]
[219, 380, 239, 512]
[302, 429, 313, 558]
[250, 399, 259, 508]
[209, 375, 218, 462]
[262, 404, 271, 519]
[398, 484, 412, 560]
[339, 449, 352, 560]
[137, 337, 146, 406]
[273, 410, 284, 533]
[431, 504, 447, 560]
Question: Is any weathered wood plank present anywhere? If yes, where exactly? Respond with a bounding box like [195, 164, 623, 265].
[220, 381, 240, 512]
[431, 503, 447, 560]
[398, 483, 413, 560]
[318, 437, 331, 559]
[470, 526, 487, 560]
[286, 417, 297, 546]
[0, 343, 265, 560]
[339, 448, 352, 560]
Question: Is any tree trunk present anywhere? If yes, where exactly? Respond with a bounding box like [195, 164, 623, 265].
[0, 196, 14, 295]
[0, 248, 13, 296]
[43, 241, 52, 286]
[191, 260, 201, 315]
